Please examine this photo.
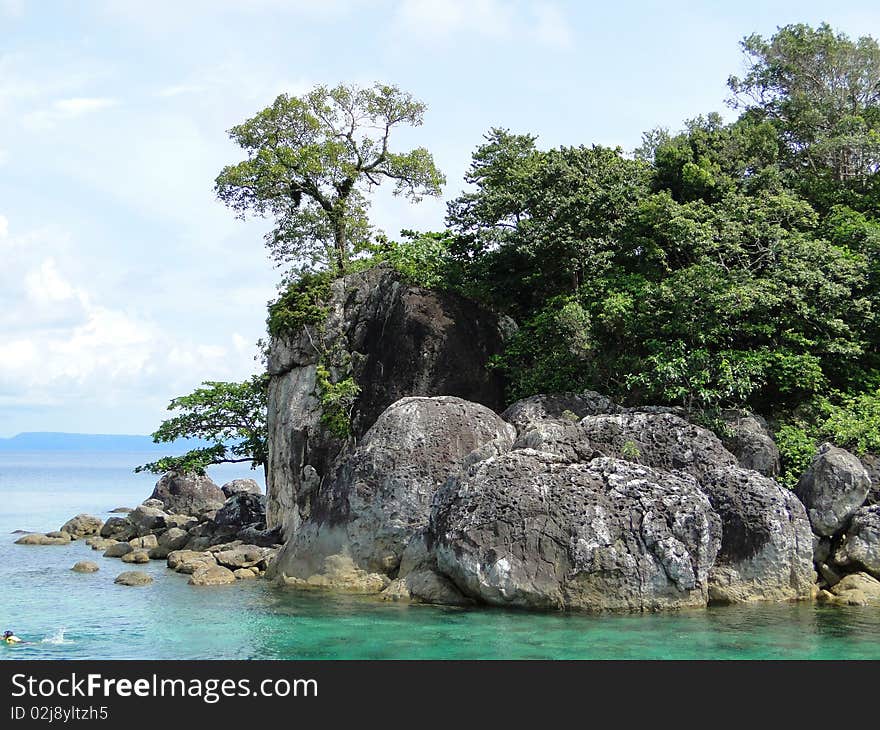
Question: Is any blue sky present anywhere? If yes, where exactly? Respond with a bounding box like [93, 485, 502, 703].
[1, 0, 878, 436]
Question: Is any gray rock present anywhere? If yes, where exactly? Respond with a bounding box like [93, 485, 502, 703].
[825, 572, 880, 606]
[221, 479, 262, 499]
[272, 396, 515, 583]
[215, 546, 265, 570]
[157, 527, 190, 552]
[60, 514, 104, 539]
[71, 561, 99, 573]
[100, 516, 137, 541]
[110, 507, 133, 513]
[429, 451, 721, 612]
[214, 493, 266, 529]
[189, 565, 236, 586]
[85, 536, 118, 551]
[141, 498, 165, 510]
[129, 534, 159, 550]
[266, 264, 508, 533]
[15, 532, 71, 546]
[833, 505, 880, 578]
[236, 525, 283, 548]
[164, 514, 199, 531]
[121, 550, 150, 564]
[114, 571, 153, 586]
[718, 409, 781, 477]
[233, 568, 259, 580]
[861, 454, 880, 506]
[103, 542, 132, 558]
[150, 472, 225, 516]
[167, 549, 217, 574]
[501, 392, 621, 436]
[697, 466, 814, 603]
[795, 443, 871, 536]
[127, 505, 168, 536]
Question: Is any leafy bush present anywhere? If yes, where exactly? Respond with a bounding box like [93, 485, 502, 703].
[315, 364, 361, 438]
[774, 423, 817, 489]
[267, 271, 332, 338]
[819, 390, 880, 454]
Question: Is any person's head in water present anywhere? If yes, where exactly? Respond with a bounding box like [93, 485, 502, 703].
[3, 631, 13, 638]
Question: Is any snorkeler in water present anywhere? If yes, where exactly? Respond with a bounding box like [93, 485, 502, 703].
[3, 630, 24, 644]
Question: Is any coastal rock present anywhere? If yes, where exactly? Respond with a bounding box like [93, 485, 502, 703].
[576, 412, 739, 483]
[221, 479, 262, 499]
[127, 505, 168, 536]
[114, 571, 153, 587]
[85, 536, 118, 551]
[60, 514, 104, 540]
[150, 472, 225, 516]
[236, 525, 283, 548]
[718, 410, 781, 478]
[280, 554, 390, 594]
[141, 498, 165, 510]
[697, 466, 813, 603]
[71, 561, 99, 573]
[501, 392, 621, 436]
[234, 568, 259, 580]
[272, 396, 515, 585]
[215, 546, 265, 570]
[15, 532, 71, 545]
[164, 514, 199, 531]
[121, 550, 150, 564]
[129, 534, 159, 551]
[429, 451, 721, 612]
[824, 572, 880, 606]
[795, 443, 870, 536]
[266, 264, 508, 532]
[861, 454, 880, 506]
[103, 542, 133, 558]
[100, 517, 137, 541]
[833, 505, 880, 578]
[110, 507, 134, 513]
[157, 527, 190, 552]
[381, 570, 472, 606]
[167, 549, 217, 574]
[214, 492, 266, 529]
[189, 565, 236, 586]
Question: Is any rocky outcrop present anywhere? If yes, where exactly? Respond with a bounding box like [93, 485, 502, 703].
[429, 452, 721, 612]
[819, 572, 880, 606]
[100, 517, 137, 542]
[71, 561, 99, 573]
[265, 264, 509, 534]
[15, 531, 71, 545]
[833, 505, 880, 579]
[697, 466, 813, 603]
[796, 443, 871, 537]
[215, 493, 266, 529]
[501, 392, 621, 436]
[150, 472, 225, 516]
[60, 514, 103, 540]
[718, 410, 781, 477]
[271, 396, 515, 586]
[861, 454, 880, 506]
[189, 565, 236, 586]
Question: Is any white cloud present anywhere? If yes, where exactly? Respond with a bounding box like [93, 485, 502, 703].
[0, 218, 259, 414]
[22, 97, 119, 129]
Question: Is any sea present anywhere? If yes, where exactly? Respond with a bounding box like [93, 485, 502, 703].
[2, 450, 880, 660]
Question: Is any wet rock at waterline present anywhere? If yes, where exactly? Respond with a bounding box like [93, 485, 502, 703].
[796, 443, 871, 537]
[189, 565, 236, 586]
[15, 532, 71, 546]
[71, 561, 99, 573]
[114, 571, 153, 587]
[833, 505, 880, 579]
[59, 514, 104, 540]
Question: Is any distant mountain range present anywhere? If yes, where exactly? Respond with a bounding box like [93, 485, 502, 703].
[0, 432, 211, 452]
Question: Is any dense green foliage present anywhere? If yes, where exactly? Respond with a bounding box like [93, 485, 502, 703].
[315, 364, 361, 438]
[266, 271, 333, 338]
[216, 82, 444, 274]
[136, 377, 269, 478]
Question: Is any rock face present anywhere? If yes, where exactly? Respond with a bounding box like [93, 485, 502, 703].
[861, 454, 880, 506]
[833, 505, 880, 579]
[272, 396, 515, 583]
[59, 514, 103, 540]
[215, 493, 266, 529]
[796, 443, 871, 537]
[718, 410, 782, 478]
[501, 392, 621, 435]
[265, 264, 509, 533]
[429, 452, 722, 612]
[100, 517, 137, 541]
[150, 473, 225, 516]
[697, 466, 813, 603]
[821, 572, 880, 606]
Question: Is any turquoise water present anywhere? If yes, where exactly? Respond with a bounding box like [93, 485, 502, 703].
[2, 451, 880, 660]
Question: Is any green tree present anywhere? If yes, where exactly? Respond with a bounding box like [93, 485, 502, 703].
[215, 82, 445, 274]
[728, 23, 880, 211]
[135, 376, 269, 480]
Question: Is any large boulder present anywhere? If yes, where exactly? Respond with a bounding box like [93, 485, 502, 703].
[71, 561, 99, 573]
[127, 505, 168, 536]
[60, 514, 103, 540]
[795, 443, 871, 536]
[100, 516, 137, 541]
[821, 572, 880, 606]
[214, 493, 266, 529]
[15, 532, 71, 545]
[114, 571, 153, 586]
[221, 479, 262, 499]
[697, 466, 814, 603]
[718, 409, 781, 478]
[501, 392, 621, 435]
[265, 264, 509, 533]
[189, 565, 236, 586]
[428, 451, 722, 612]
[860, 454, 880, 506]
[833, 505, 880, 579]
[150, 472, 225, 516]
[271, 396, 516, 585]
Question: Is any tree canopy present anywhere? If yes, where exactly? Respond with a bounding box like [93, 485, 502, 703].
[215, 82, 445, 274]
[136, 376, 269, 479]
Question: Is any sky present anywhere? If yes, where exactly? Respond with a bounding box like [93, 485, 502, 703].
[1, 0, 878, 437]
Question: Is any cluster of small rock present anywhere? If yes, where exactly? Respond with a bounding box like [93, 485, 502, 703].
[16, 474, 280, 588]
[795, 444, 880, 606]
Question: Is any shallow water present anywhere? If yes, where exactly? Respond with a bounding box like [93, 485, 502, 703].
[2, 451, 880, 660]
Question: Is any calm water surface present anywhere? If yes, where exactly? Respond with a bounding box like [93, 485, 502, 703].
[2, 451, 880, 660]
